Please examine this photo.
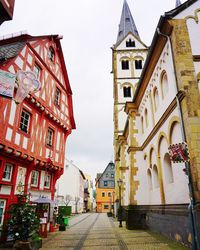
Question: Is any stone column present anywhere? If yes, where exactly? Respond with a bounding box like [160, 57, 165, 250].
[169, 19, 200, 201]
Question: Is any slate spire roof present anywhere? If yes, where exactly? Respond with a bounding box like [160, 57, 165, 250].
[116, 0, 140, 44]
[176, 0, 182, 7]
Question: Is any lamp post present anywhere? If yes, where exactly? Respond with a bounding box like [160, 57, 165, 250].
[117, 178, 123, 227]
[112, 191, 115, 218]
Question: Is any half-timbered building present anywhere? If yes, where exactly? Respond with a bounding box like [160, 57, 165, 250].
[0, 33, 75, 234]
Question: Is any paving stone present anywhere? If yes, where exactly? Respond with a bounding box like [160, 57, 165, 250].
[40, 213, 189, 250]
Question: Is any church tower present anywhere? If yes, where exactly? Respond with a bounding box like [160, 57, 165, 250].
[112, 0, 148, 185]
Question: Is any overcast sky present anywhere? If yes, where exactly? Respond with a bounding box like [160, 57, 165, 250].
[0, 0, 184, 181]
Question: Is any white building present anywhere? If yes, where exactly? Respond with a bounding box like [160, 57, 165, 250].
[56, 159, 85, 214]
[113, 0, 200, 247]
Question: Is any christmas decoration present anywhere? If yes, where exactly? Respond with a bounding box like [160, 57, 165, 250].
[7, 194, 40, 242]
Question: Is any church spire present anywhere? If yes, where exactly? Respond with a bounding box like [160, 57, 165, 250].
[175, 0, 182, 7]
[116, 0, 140, 44]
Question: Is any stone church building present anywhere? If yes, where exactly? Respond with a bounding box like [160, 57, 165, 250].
[112, 0, 200, 247]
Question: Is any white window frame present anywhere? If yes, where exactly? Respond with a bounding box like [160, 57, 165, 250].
[0, 200, 6, 226]
[46, 128, 54, 147]
[2, 163, 13, 182]
[30, 171, 39, 187]
[44, 174, 51, 188]
[20, 109, 31, 133]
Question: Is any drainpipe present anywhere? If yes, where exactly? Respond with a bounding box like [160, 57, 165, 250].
[157, 28, 199, 250]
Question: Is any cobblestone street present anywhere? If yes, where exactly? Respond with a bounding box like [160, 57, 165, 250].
[41, 213, 189, 250]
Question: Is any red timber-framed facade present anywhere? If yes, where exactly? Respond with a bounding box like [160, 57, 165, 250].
[0, 33, 75, 233]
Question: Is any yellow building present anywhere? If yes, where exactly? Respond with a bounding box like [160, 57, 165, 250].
[95, 162, 115, 213]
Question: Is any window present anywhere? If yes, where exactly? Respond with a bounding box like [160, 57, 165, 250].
[121, 60, 129, 70]
[46, 128, 54, 147]
[30, 171, 39, 187]
[54, 87, 61, 107]
[102, 192, 105, 197]
[0, 200, 6, 226]
[104, 205, 109, 209]
[141, 116, 144, 134]
[48, 46, 55, 62]
[33, 64, 41, 79]
[135, 60, 142, 69]
[104, 181, 108, 187]
[111, 173, 114, 178]
[108, 192, 111, 197]
[153, 87, 159, 111]
[20, 109, 31, 133]
[152, 165, 159, 188]
[163, 153, 174, 184]
[147, 169, 152, 190]
[44, 174, 51, 188]
[144, 109, 148, 128]
[125, 17, 130, 22]
[126, 39, 135, 47]
[123, 86, 131, 97]
[161, 72, 168, 98]
[2, 163, 13, 181]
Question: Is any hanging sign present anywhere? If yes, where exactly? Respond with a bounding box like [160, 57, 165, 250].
[168, 142, 190, 163]
[0, 70, 16, 98]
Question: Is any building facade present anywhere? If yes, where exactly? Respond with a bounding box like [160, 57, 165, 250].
[56, 159, 85, 214]
[112, 0, 200, 247]
[0, 33, 75, 237]
[96, 161, 115, 213]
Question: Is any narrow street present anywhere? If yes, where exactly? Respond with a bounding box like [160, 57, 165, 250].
[42, 213, 188, 250]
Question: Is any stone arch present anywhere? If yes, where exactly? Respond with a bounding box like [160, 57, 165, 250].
[148, 145, 157, 167]
[168, 116, 180, 144]
[120, 56, 130, 61]
[157, 132, 168, 157]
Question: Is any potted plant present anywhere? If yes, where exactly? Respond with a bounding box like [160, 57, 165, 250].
[7, 194, 40, 250]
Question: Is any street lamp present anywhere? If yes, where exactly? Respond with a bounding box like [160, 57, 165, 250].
[112, 191, 115, 218]
[117, 178, 123, 227]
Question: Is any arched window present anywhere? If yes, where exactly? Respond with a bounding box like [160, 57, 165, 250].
[152, 165, 159, 188]
[161, 72, 168, 98]
[147, 169, 152, 190]
[123, 86, 131, 97]
[153, 87, 159, 111]
[141, 116, 144, 134]
[144, 108, 148, 128]
[163, 153, 174, 184]
[121, 60, 129, 70]
[135, 60, 142, 70]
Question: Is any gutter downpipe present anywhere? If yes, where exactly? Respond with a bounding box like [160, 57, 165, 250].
[157, 27, 199, 250]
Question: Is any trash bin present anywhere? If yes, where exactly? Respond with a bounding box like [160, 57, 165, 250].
[63, 217, 68, 226]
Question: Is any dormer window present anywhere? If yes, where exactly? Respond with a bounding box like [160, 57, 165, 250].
[123, 86, 131, 97]
[121, 60, 129, 70]
[48, 46, 55, 62]
[125, 17, 130, 22]
[126, 39, 135, 47]
[135, 60, 142, 69]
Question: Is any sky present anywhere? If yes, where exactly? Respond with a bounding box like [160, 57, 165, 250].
[0, 0, 184, 181]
